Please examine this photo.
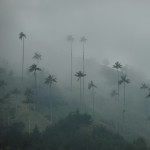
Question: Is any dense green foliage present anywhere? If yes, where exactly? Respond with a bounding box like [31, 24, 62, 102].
[0, 112, 149, 150]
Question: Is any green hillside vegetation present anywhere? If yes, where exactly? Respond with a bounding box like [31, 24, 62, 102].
[0, 111, 149, 150]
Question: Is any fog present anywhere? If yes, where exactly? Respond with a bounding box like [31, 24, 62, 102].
[1, 0, 150, 149]
[1, 0, 150, 77]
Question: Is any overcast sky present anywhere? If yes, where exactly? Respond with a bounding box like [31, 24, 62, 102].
[0, 0, 150, 79]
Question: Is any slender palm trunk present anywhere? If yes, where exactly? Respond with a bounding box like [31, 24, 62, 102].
[28, 102, 31, 135]
[7, 112, 10, 126]
[117, 69, 120, 102]
[34, 72, 38, 111]
[22, 38, 24, 81]
[71, 42, 73, 91]
[144, 89, 147, 126]
[51, 100, 53, 123]
[92, 88, 95, 119]
[144, 89, 147, 116]
[80, 78, 82, 111]
[82, 43, 85, 111]
[123, 82, 125, 122]
[49, 88, 53, 123]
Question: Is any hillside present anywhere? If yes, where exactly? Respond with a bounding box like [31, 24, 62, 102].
[1, 111, 149, 150]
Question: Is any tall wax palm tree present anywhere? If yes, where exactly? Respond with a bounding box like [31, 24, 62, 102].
[33, 52, 42, 63]
[80, 36, 87, 99]
[141, 83, 148, 116]
[44, 74, 57, 123]
[75, 71, 86, 111]
[119, 75, 130, 121]
[113, 61, 122, 102]
[29, 64, 41, 110]
[67, 35, 74, 91]
[24, 88, 34, 135]
[19, 32, 26, 81]
[88, 81, 97, 118]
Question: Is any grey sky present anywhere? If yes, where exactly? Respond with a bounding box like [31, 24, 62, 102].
[0, 0, 150, 78]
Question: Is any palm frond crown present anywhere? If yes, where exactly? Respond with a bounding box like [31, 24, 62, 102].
[88, 81, 97, 89]
[141, 83, 148, 90]
[80, 36, 87, 43]
[29, 64, 42, 73]
[75, 71, 86, 81]
[113, 61, 122, 69]
[44, 74, 57, 87]
[119, 75, 130, 85]
[33, 52, 42, 61]
[67, 35, 74, 43]
[110, 90, 118, 97]
[19, 32, 26, 39]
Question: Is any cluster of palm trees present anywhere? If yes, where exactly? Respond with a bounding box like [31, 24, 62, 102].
[19, 32, 150, 131]
[67, 35, 87, 93]
[67, 35, 93, 113]
[112, 62, 130, 125]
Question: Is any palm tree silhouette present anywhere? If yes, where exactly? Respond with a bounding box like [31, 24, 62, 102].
[113, 61, 122, 102]
[119, 75, 130, 121]
[110, 89, 118, 98]
[80, 36, 87, 100]
[24, 88, 34, 135]
[75, 71, 86, 111]
[44, 74, 57, 123]
[19, 32, 26, 81]
[33, 52, 42, 63]
[88, 81, 97, 118]
[67, 35, 74, 91]
[29, 64, 41, 110]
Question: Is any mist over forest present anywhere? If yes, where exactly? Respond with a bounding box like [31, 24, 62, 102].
[1, 0, 150, 150]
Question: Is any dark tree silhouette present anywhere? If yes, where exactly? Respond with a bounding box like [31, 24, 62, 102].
[75, 71, 86, 111]
[88, 81, 97, 118]
[24, 88, 34, 135]
[11, 88, 21, 113]
[19, 32, 26, 81]
[33, 52, 42, 63]
[29, 64, 41, 110]
[67, 35, 74, 91]
[44, 74, 57, 123]
[119, 75, 130, 121]
[0, 80, 6, 88]
[141, 83, 148, 117]
[113, 61, 122, 102]
[80, 36, 87, 101]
